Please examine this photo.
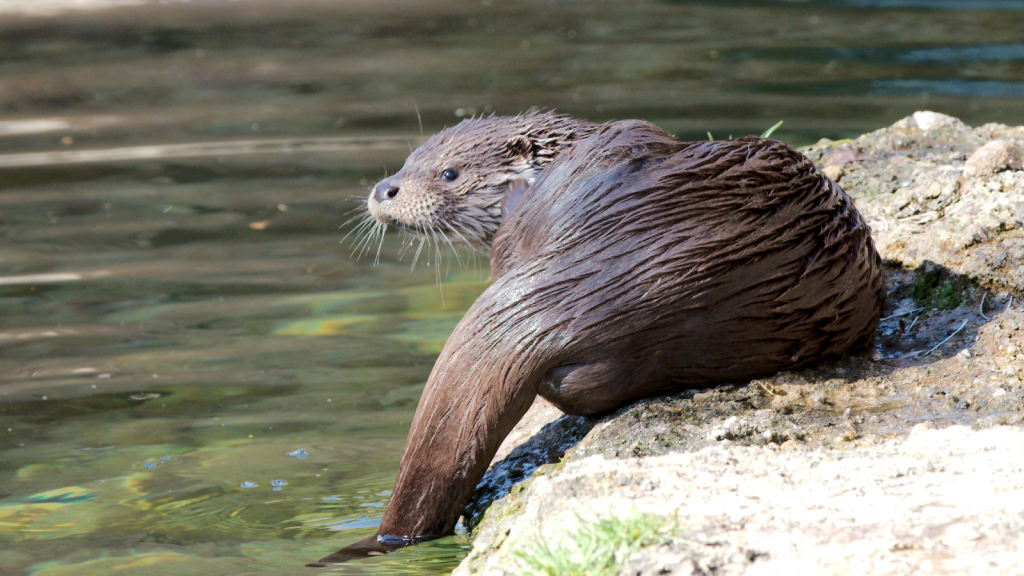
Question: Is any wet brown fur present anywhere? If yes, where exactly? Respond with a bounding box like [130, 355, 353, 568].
[326, 118, 886, 557]
[367, 111, 597, 251]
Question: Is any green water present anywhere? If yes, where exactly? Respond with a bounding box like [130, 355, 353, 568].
[2, 0, 1024, 574]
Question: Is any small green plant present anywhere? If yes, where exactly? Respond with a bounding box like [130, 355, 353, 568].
[935, 279, 964, 310]
[513, 512, 679, 576]
[760, 120, 784, 138]
[705, 120, 783, 142]
[911, 267, 943, 303]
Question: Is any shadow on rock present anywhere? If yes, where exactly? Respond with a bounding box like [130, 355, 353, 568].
[464, 412, 596, 530]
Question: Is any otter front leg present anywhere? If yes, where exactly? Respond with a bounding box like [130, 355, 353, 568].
[366, 274, 558, 543]
[320, 268, 574, 563]
[375, 345, 540, 540]
[539, 362, 647, 417]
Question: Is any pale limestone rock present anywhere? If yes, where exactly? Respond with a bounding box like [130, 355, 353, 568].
[458, 427, 1024, 575]
[963, 140, 1023, 179]
[821, 164, 844, 182]
[910, 110, 968, 132]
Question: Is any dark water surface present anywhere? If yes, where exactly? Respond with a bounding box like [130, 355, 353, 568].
[1, 0, 1023, 574]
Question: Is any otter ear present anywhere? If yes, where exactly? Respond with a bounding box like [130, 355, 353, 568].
[501, 177, 529, 221]
[505, 134, 535, 161]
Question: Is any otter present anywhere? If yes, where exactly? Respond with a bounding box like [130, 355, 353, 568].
[366, 111, 597, 252]
[315, 118, 886, 565]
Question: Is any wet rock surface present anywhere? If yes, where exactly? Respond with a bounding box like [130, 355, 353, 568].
[457, 112, 1024, 575]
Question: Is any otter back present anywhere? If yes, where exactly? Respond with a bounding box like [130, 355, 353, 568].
[490, 120, 885, 413]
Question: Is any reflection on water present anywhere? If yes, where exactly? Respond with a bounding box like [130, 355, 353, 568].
[1, 0, 1023, 574]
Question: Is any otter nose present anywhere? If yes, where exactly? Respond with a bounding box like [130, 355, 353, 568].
[373, 181, 401, 203]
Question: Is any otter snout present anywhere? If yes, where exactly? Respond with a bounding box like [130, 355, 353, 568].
[367, 178, 401, 225]
[373, 180, 401, 203]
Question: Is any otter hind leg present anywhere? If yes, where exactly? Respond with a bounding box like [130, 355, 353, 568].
[539, 362, 642, 417]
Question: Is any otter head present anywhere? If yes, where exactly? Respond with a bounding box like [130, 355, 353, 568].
[366, 111, 594, 252]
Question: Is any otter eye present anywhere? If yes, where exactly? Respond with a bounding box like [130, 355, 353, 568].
[441, 168, 459, 182]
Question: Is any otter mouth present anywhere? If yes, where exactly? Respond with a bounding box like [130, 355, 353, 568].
[388, 219, 429, 237]
[367, 206, 435, 240]
[368, 211, 419, 236]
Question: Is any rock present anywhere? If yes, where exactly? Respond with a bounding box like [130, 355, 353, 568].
[909, 110, 969, 132]
[457, 112, 1024, 576]
[963, 140, 1023, 179]
[823, 146, 863, 167]
[908, 421, 934, 438]
[821, 164, 844, 182]
[802, 113, 1024, 293]
[457, 427, 1024, 575]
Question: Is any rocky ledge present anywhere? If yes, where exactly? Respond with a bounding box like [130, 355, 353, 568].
[456, 112, 1024, 576]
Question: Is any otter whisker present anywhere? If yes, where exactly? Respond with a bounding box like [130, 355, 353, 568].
[350, 232, 371, 260]
[350, 219, 381, 259]
[342, 216, 375, 246]
[446, 220, 482, 276]
[397, 235, 415, 260]
[426, 227, 446, 304]
[374, 222, 387, 266]
[360, 227, 382, 261]
[357, 221, 376, 257]
[341, 221, 371, 250]
[437, 228, 449, 263]
[425, 226, 438, 268]
[437, 228, 464, 270]
[431, 237, 441, 277]
[442, 222, 476, 255]
[337, 198, 370, 225]
[366, 222, 386, 261]
[339, 196, 367, 211]
[413, 101, 424, 146]
[344, 222, 372, 253]
[338, 207, 371, 230]
[410, 237, 426, 271]
[341, 196, 368, 210]
[339, 217, 370, 242]
[429, 227, 450, 278]
[424, 226, 440, 268]
[438, 229, 460, 267]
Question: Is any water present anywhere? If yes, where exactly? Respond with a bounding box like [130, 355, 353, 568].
[1, 0, 1023, 574]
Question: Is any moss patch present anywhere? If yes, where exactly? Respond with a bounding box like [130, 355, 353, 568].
[910, 262, 974, 311]
[513, 513, 679, 576]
